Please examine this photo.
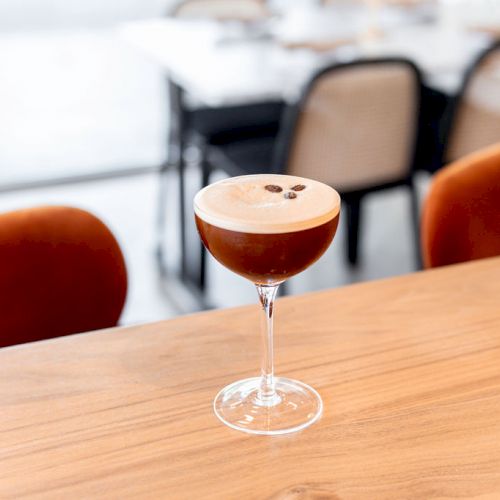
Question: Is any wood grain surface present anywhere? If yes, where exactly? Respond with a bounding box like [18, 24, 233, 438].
[2, 258, 500, 499]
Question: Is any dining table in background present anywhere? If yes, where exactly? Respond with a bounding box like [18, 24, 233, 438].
[2, 257, 500, 498]
[119, 5, 492, 106]
[119, 4, 493, 293]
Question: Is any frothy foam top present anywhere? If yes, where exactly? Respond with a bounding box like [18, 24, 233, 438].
[194, 174, 340, 234]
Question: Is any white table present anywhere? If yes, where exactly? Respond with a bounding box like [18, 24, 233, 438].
[119, 6, 492, 106]
[118, 5, 493, 293]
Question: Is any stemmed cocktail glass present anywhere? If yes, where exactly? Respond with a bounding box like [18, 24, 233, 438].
[194, 174, 340, 435]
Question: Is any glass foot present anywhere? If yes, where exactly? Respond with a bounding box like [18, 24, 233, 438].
[213, 377, 323, 435]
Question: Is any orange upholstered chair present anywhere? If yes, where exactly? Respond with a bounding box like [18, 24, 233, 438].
[421, 143, 500, 269]
[0, 206, 127, 348]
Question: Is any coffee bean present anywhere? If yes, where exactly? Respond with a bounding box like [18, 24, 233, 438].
[291, 184, 306, 191]
[284, 191, 297, 199]
[265, 185, 283, 193]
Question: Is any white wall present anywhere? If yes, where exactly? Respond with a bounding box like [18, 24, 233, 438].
[0, 0, 177, 31]
[0, 0, 171, 182]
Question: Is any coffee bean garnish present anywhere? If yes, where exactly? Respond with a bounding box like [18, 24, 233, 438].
[265, 184, 283, 193]
[284, 191, 297, 199]
[291, 184, 306, 191]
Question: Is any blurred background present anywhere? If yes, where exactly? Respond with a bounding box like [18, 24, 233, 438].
[0, 0, 172, 325]
[1, 0, 499, 328]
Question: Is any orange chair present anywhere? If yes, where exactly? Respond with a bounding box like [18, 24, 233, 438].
[0, 206, 127, 348]
[421, 143, 500, 268]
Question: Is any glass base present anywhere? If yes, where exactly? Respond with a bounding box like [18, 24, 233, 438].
[213, 377, 323, 435]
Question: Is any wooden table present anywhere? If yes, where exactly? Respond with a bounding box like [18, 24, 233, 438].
[3, 257, 500, 498]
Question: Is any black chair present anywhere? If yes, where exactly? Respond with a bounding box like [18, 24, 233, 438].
[157, 0, 284, 296]
[156, 77, 284, 293]
[202, 58, 423, 286]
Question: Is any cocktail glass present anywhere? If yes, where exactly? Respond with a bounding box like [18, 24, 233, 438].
[194, 174, 340, 435]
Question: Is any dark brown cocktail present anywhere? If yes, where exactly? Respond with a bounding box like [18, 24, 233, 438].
[193, 174, 340, 436]
[195, 214, 339, 284]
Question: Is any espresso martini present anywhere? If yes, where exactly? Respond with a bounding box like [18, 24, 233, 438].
[194, 174, 341, 435]
[194, 174, 340, 284]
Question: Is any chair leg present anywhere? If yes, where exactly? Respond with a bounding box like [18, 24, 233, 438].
[198, 159, 211, 293]
[156, 163, 170, 276]
[179, 154, 188, 280]
[409, 180, 422, 269]
[344, 195, 362, 267]
[201, 156, 211, 188]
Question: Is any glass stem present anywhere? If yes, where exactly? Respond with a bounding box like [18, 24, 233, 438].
[256, 283, 280, 405]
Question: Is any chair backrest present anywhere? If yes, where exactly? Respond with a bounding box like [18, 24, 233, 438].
[277, 59, 421, 192]
[445, 42, 500, 164]
[421, 143, 500, 268]
[0, 206, 127, 348]
[169, 0, 268, 20]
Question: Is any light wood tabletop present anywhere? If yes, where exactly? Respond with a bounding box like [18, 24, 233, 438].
[2, 257, 500, 499]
